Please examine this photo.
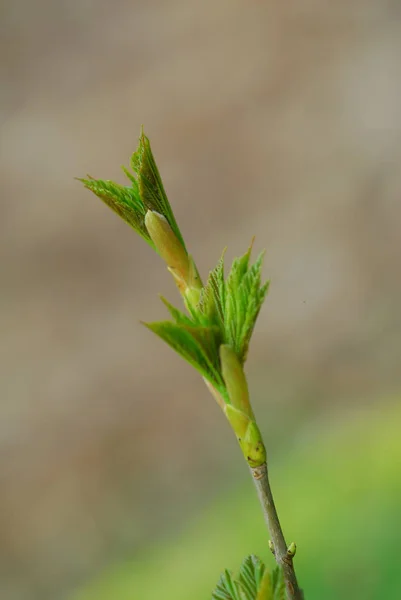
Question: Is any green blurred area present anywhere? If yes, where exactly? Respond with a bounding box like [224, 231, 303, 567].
[72, 399, 401, 600]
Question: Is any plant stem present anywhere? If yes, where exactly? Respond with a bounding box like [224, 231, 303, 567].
[250, 463, 303, 600]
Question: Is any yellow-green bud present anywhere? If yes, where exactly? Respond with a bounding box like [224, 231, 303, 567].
[220, 345, 254, 419]
[219, 345, 266, 467]
[145, 211, 202, 303]
[224, 404, 266, 467]
[241, 420, 266, 467]
[145, 211, 190, 292]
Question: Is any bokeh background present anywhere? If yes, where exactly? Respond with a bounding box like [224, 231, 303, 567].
[1, 1, 401, 599]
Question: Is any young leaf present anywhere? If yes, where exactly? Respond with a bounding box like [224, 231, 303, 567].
[212, 557, 281, 600]
[130, 130, 186, 249]
[159, 296, 196, 327]
[237, 254, 270, 362]
[79, 130, 188, 261]
[143, 321, 227, 399]
[271, 567, 285, 600]
[223, 247, 269, 364]
[212, 570, 246, 600]
[255, 567, 285, 600]
[255, 569, 273, 600]
[78, 177, 154, 247]
[238, 555, 266, 599]
[199, 248, 226, 325]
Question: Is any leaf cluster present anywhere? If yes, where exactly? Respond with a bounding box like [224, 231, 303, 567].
[212, 556, 284, 600]
[201, 243, 270, 363]
[145, 243, 269, 400]
[78, 130, 185, 251]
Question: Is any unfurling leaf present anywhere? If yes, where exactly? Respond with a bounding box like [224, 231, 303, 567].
[143, 320, 228, 401]
[78, 130, 186, 251]
[212, 570, 245, 600]
[224, 246, 269, 364]
[130, 130, 186, 248]
[198, 243, 269, 365]
[238, 555, 266, 598]
[77, 177, 154, 246]
[199, 248, 226, 325]
[212, 556, 284, 600]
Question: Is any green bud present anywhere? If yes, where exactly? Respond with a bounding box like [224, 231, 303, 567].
[220, 345, 254, 419]
[240, 420, 266, 467]
[145, 210, 190, 292]
[269, 540, 275, 555]
[218, 345, 266, 467]
[224, 404, 250, 439]
[145, 211, 203, 306]
[224, 404, 266, 467]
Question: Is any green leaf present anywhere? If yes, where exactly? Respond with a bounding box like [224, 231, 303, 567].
[78, 130, 187, 256]
[212, 570, 245, 600]
[198, 244, 268, 365]
[254, 566, 285, 600]
[238, 555, 266, 599]
[152, 243, 269, 402]
[223, 246, 269, 363]
[121, 165, 137, 186]
[78, 176, 154, 247]
[159, 294, 212, 330]
[255, 570, 273, 600]
[159, 296, 196, 327]
[130, 130, 186, 249]
[272, 568, 285, 600]
[212, 557, 282, 600]
[200, 248, 226, 326]
[237, 255, 270, 362]
[143, 321, 227, 399]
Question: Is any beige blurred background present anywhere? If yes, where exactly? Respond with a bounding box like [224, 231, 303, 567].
[1, 1, 401, 599]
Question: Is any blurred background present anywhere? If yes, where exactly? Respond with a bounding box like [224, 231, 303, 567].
[1, 1, 401, 599]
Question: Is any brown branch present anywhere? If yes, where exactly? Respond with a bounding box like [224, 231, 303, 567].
[250, 463, 303, 600]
